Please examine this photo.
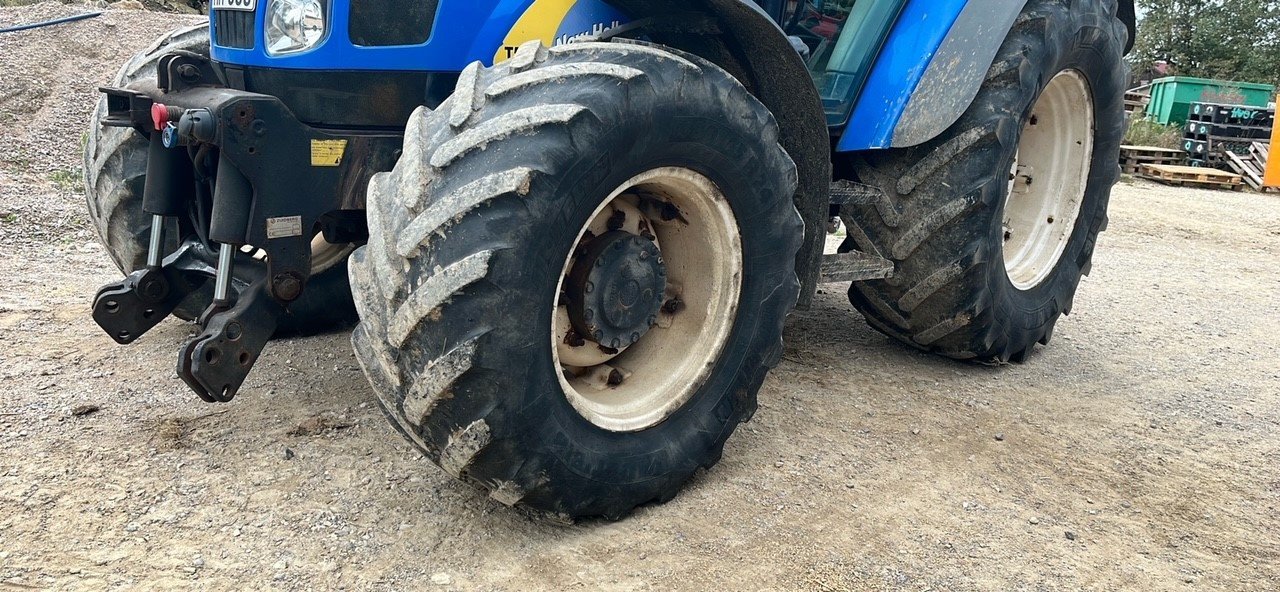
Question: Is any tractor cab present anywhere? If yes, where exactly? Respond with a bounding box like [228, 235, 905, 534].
[782, 0, 904, 127]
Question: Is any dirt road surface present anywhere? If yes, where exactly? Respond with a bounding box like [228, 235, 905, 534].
[2, 4, 1278, 590]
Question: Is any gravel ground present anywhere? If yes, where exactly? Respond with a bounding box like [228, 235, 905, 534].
[2, 4, 1279, 590]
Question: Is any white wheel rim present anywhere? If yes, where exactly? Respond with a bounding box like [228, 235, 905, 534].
[308, 235, 353, 274]
[1003, 69, 1094, 291]
[551, 167, 743, 433]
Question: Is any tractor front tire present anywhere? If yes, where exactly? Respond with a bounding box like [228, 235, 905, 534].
[839, 0, 1128, 362]
[350, 41, 803, 520]
[84, 25, 357, 334]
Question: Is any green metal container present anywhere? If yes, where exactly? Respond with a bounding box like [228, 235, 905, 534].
[1145, 76, 1274, 125]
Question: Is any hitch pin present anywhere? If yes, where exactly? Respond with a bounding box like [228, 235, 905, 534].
[213, 243, 235, 304]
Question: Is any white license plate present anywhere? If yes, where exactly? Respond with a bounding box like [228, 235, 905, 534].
[212, 0, 256, 11]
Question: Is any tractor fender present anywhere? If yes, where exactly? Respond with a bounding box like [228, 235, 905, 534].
[606, 0, 831, 309]
[840, 0, 1136, 151]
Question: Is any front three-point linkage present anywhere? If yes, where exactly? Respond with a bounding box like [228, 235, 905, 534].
[92, 82, 282, 403]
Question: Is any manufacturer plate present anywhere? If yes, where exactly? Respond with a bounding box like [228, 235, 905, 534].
[266, 216, 303, 239]
[212, 0, 256, 11]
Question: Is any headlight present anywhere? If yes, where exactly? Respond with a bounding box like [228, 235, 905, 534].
[265, 0, 325, 56]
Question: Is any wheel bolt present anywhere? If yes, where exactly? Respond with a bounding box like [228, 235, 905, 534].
[178, 63, 199, 82]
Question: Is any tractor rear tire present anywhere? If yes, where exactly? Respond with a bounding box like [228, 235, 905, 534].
[84, 25, 357, 335]
[839, 0, 1127, 363]
[350, 41, 803, 520]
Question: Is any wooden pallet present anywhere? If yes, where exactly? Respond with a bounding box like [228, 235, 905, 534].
[1249, 142, 1271, 163]
[1119, 145, 1185, 174]
[1123, 159, 1181, 174]
[1138, 163, 1243, 190]
[1123, 91, 1150, 115]
[1122, 157, 1185, 174]
[1121, 145, 1185, 159]
[1224, 142, 1279, 192]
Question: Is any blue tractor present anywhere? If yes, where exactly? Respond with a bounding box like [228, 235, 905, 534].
[86, 0, 1136, 519]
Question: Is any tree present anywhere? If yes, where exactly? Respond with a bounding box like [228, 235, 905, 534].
[1130, 0, 1280, 87]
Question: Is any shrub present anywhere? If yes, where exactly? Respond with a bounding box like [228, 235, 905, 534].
[1124, 117, 1183, 149]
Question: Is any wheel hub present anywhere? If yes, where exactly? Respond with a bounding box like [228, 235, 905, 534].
[565, 230, 666, 350]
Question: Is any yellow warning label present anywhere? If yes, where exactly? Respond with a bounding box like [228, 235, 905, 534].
[310, 139, 347, 167]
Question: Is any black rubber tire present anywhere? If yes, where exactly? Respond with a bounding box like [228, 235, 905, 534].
[350, 41, 803, 520]
[838, 0, 1127, 363]
[84, 25, 356, 335]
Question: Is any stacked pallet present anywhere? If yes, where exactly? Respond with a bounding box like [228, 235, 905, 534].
[1181, 102, 1275, 167]
[1124, 90, 1150, 117]
[1224, 142, 1277, 191]
[1119, 145, 1185, 174]
[1138, 163, 1243, 190]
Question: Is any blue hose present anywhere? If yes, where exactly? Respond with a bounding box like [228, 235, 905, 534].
[0, 11, 103, 34]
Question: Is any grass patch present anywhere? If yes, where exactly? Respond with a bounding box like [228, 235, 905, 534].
[48, 167, 82, 193]
[1124, 118, 1183, 150]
